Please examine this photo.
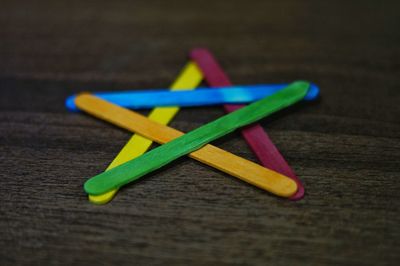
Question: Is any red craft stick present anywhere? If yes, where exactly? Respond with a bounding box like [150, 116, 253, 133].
[189, 48, 304, 200]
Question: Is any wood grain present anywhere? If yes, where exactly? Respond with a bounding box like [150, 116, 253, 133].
[1, 0, 399, 265]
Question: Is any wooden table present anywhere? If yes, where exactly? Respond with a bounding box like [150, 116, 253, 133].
[1, 1, 399, 265]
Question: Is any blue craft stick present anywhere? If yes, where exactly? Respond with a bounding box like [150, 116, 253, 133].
[66, 83, 319, 111]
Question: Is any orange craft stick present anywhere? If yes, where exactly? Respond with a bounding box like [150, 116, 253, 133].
[75, 94, 298, 198]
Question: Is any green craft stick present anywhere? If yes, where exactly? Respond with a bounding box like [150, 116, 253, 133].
[84, 81, 310, 195]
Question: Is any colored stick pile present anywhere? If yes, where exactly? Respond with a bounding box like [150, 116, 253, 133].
[66, 48, 320, 204]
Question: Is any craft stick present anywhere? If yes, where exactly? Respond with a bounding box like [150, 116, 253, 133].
[89, 62, 203, 204]
[190, 48, 305, 200]
[78, 81, 309, 197]
[65, 84, 319, 111]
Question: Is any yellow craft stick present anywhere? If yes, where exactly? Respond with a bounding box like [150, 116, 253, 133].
[76, 95, 298, 198]
[89, 62, 203, 204]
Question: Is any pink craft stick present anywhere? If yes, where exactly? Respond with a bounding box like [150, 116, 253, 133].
[189, 48, 304, 200]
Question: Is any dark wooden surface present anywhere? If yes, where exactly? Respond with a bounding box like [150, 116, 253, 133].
[1, 1, 399, 265]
